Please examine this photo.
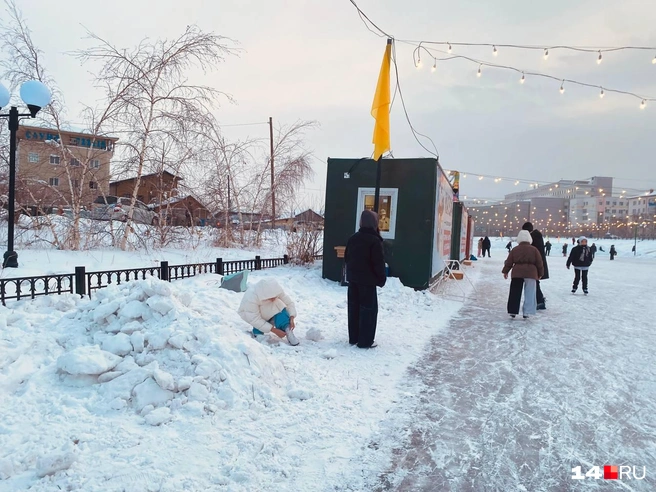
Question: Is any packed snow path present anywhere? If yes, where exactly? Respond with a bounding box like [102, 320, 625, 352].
[369, 253, 656, 491]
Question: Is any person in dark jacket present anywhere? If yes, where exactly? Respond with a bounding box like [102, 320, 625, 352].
[610, 245, 617, 260]
[506, 241, 512, 252]
[345, 210, 386, 348]
[522, 222, 549, 310]
[567, 236, 594, 294]
[590, 243, 597, 258]
[482, 236, 492, 257]
[502, 230, 544, 319]
[545, 240, 552, 256]
[562, 243, 568, 256]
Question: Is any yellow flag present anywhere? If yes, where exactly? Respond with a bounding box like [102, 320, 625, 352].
[371, 39, 392, 160]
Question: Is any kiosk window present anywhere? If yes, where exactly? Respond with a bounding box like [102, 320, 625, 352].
[356, 188, 398, 239]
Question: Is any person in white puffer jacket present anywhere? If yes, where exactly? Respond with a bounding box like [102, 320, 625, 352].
[237, 279, 299, 346]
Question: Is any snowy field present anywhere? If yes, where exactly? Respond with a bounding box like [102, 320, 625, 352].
[0, 253, 476, 491]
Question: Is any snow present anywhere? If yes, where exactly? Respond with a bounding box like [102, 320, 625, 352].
[56, 346, 121, 375]
[3, 234, 653, 490]
[0, 250, 473, 490]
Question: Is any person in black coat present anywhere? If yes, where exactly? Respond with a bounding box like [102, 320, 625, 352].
[506, 241, 512, 252]
[545, 240, 552, 256]
[522, 222, 549, 309]
[610, 245, 617, 260]
[482, 236, 492, 257]
[590, 243, 597, 258]
[345, 210, 386, 348]
[567, 237, 594, 293]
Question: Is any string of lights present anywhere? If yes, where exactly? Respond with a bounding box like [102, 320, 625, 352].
[348, 0, 656, 109]
[408, 41, 656, 63]
[442, 169, 655, 194]
[412, 45, 656, 107]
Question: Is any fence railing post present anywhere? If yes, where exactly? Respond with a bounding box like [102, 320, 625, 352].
[255, 256, 262, 271]
[75, 266, 86, 297]
[216, 258, 224, 275]
[161, 261, 169, 281]
[283, 254, 290, 265]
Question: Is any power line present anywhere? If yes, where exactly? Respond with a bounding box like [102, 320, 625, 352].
[219, 122, 269, 128]
[390, 41, 439, 158]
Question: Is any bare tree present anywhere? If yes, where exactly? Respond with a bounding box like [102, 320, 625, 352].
[75, 27, 236, 250]
[199, 119, 317, 248]
[0, 0, 120, 250]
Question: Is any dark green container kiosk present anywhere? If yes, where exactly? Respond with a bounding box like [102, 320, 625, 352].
[322, 158, 456, 290]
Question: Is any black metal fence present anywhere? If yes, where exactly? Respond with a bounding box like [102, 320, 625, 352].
[1, 253, 320, 305]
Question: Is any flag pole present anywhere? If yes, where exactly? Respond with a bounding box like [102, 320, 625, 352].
[371, 38, 392, 213]
[374, 157, 382, 213]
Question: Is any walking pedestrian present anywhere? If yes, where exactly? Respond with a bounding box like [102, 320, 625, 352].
[477, 238, 483, 258]
[572, 237, 575, 245]
[562, 243, 568, 257]
[610, 245, 617, 260]
[345, 210, 386, 348]
[502, 230, 544, 319]
[482, 236, 492, 257]
[590, 243, 597, 259]
[522, 222, 549, 310]
[567, 237, 593, 294]
[506, 240, 512, 252]
[545, 240, 552, 256]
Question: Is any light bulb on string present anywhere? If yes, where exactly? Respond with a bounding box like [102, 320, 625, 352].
[416, 55, 422, 69]
[447, 43, 452, 54]
[652, 54, 656, 65]
[560, 81, 565, 94]
[599, 88, 605, 99]
[493, 45, 498, 57]
[477, 65, 482, 77]
[641, 99, 646, 110]
[431, 59, 437, 72]
[597, 51, 603, 65]
[520, 73, 525, 84]
[478, 176, 484, 180]
[543, 48, 549, 60]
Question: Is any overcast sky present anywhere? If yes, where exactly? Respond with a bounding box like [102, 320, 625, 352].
[6, 0, 656, 206]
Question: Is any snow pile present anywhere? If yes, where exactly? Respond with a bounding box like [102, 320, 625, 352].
[53, 277, 287, 422]
[0, 263, 476, 491]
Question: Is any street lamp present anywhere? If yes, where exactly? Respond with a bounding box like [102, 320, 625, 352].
[0, 80, 52, 268]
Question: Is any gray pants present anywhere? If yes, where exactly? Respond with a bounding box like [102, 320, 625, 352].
[507, 278, 537, 316]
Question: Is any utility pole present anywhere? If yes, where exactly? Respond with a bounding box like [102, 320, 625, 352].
[269, 117, 275, 230]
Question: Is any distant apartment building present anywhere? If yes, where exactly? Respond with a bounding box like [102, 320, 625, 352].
[16, 126, 118, 211]
[627, 191, 656, 218]
[569, 195, 629, 225]
[469, 197, 569, 236]
[504, 176, 613, 202]
[468, 176, 631, 236]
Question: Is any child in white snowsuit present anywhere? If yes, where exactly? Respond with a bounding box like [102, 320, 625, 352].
[238, 279, 299, 345]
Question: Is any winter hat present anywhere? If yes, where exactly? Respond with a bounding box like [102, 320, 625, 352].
[522, 222, 534, 232]
[517, 230, 533, 244]
[578, 236, 588, 243]
[360, 210, 379, 230]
